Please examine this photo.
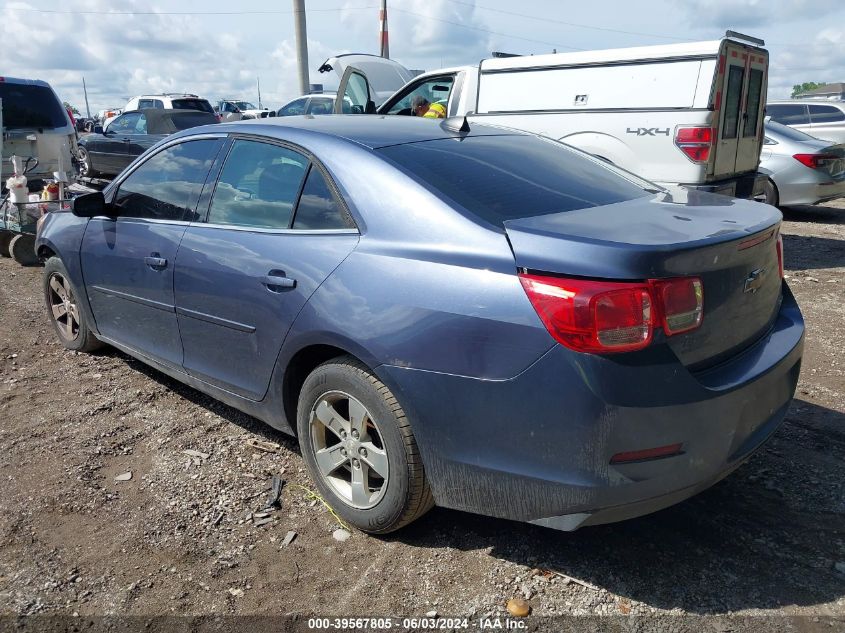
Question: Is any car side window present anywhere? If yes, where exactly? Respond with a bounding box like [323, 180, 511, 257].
[113, 139, 223, 222]
[808, 105, 845, 124]
[110, 112, 141, 134]
[138, 99, 155, 109]
[768, 104, 810, 125]
[208, 139, 308, 229]
[306, 98, 333, 115]
[292, 166, 354, 230]
[385, 76, 455, 116]
[279, 98, 308, 116]
[134, 114, 148, 134]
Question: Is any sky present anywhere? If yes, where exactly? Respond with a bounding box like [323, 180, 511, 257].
[1, 0, 844, 115]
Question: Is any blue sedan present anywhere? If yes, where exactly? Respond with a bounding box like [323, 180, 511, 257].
[36, 116, 804, 533]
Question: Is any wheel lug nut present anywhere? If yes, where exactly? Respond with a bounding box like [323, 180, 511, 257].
[351, 430, 359, 440]
[341, 431, 347, 439]
[340, 448, 347, 457]
[358, 447, 367, 457]
[352, 459, 360, 469]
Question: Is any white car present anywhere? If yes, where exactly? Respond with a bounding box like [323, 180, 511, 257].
[767, 100, 845, 144]
[277, 94, 337, 116]
[758, 119, 845, 207]
[216, 100, 274, 122]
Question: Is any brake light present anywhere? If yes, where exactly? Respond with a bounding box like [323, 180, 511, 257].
[675, 126, 713, 163]
[776, 233, 784, 279]
[793, 153, 838, 170]
[653, 278, 703, 334]
[519, 274, 704, 354]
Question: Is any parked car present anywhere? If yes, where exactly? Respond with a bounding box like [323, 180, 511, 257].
[327, 32, 770, 198]
[36, 117, 803, 534]
[77, 109, 218, 177]
[216, 100, 274, 122]
[104, 94, 215, 130]
[0, 76, 77, 185]
[277, 94, 336, 116]
[767, 100, 845, 143]
[757, 119, 845, 206]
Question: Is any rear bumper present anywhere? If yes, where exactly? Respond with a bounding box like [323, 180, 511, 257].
[777, 178, 845, 206]
[679, 171, 765, 199]
[377, 284, 804, 530]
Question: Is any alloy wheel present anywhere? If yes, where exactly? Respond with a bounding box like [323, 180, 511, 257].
[47, 272, 80, 342]
[309, 391, 389, 509]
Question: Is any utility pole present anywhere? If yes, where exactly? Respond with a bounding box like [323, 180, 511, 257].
[379, 0, 389, 58]
[82, 76, 91, 119]
[257, 77, 262, 109]
[293, 0, 310, 95]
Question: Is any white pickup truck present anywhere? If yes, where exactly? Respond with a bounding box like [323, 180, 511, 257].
[327, 32, 769, 198]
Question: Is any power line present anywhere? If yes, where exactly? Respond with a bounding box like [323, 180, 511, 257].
[0, 5, 377, 15]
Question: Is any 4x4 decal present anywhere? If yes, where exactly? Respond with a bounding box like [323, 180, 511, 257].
[627, 127, 671, 136]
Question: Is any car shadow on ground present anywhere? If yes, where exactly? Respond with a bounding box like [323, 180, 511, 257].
[781, 204, 845, 225]
[783, 234, 845, 270]
[390, 399, 845, 614]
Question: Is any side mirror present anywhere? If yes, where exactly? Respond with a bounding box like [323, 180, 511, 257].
[94, 125, 104, 134]
[71, 191, 108, 218]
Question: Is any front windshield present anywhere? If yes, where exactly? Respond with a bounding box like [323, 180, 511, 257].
[234, 101, 257, 110]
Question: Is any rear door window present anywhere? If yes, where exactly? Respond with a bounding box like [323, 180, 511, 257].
[113, 139, 223, 221]
[768, 104, 810, 125]
[208, 139, 308, 229]
[743, 68, 764, 137]
[292, 166, 354, 230]
[808, 105, 845, 123]
[0, 83, 67, 128]
[722, 65, 744, 139]
[279, 98, 308, 116]
[378, 135, 651, 227]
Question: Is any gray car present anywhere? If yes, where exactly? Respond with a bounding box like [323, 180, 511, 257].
[758, 119, 845, 207]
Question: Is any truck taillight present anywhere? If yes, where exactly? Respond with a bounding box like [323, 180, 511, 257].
[675, 126, 713, 163]
[519, 274, 704, 354]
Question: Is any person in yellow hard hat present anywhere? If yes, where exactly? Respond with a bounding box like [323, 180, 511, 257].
[411, 95, 446, 119]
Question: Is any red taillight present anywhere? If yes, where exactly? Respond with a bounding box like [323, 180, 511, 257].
[610, 443, 684, 465]
[776, 233, 784, 279]
[675, 126, 713, 164]
[793, 153, 838, 170]
[653, 278, 703, 334]
[519, 274, 704, 354]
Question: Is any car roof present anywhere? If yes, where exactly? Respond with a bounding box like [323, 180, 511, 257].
[768, 99, 845, 106]
[0, 76, 53, 88]
[193, 114, 518, 149]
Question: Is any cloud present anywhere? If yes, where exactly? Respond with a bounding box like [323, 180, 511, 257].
[682, 0, 844, 29]
[340, 0, 490, 69]
[767, 27, 845, 98]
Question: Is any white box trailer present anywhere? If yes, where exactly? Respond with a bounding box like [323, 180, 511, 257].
[331, 31, 769, 198]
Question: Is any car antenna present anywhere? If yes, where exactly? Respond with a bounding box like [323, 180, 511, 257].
[441, 115, 470, 134]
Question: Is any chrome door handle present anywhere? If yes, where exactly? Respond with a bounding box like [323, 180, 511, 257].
[144, 256, 167, 269]
[262, 272, 296, 291]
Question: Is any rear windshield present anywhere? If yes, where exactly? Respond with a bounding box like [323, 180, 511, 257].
[0, 83, 68, 129]
[171, 99, 214, 114]
[377, 135, 652, 226]
[168, 112, 218, 131]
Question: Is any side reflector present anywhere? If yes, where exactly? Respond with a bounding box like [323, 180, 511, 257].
[610, 443, 684, 465]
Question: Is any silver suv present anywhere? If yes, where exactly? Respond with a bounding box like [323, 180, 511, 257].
[1, 76, 76, 185]
[767, 100, 845, 143]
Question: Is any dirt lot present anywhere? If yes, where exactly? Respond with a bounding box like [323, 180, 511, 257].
[0, 200, 843, 631]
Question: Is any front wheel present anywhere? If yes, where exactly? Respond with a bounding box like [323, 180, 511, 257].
[297, 356, 434, 533]
[43, 257, 103, 352]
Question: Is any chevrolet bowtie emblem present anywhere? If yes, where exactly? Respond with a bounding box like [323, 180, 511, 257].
[744, 268, 767, 294]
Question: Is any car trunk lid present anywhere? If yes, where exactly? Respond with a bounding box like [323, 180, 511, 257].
[504, 191, 783, 369]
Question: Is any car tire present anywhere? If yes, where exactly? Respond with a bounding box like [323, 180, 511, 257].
[297, 356, 434, 534]
[43, 256, 103, 353]
[759, 178, 779, 207]
[77, 147, 99, 178]
[9, 234, 39, 266]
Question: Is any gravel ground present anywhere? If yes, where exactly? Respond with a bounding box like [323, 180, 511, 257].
[0, 199, 843, 631]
